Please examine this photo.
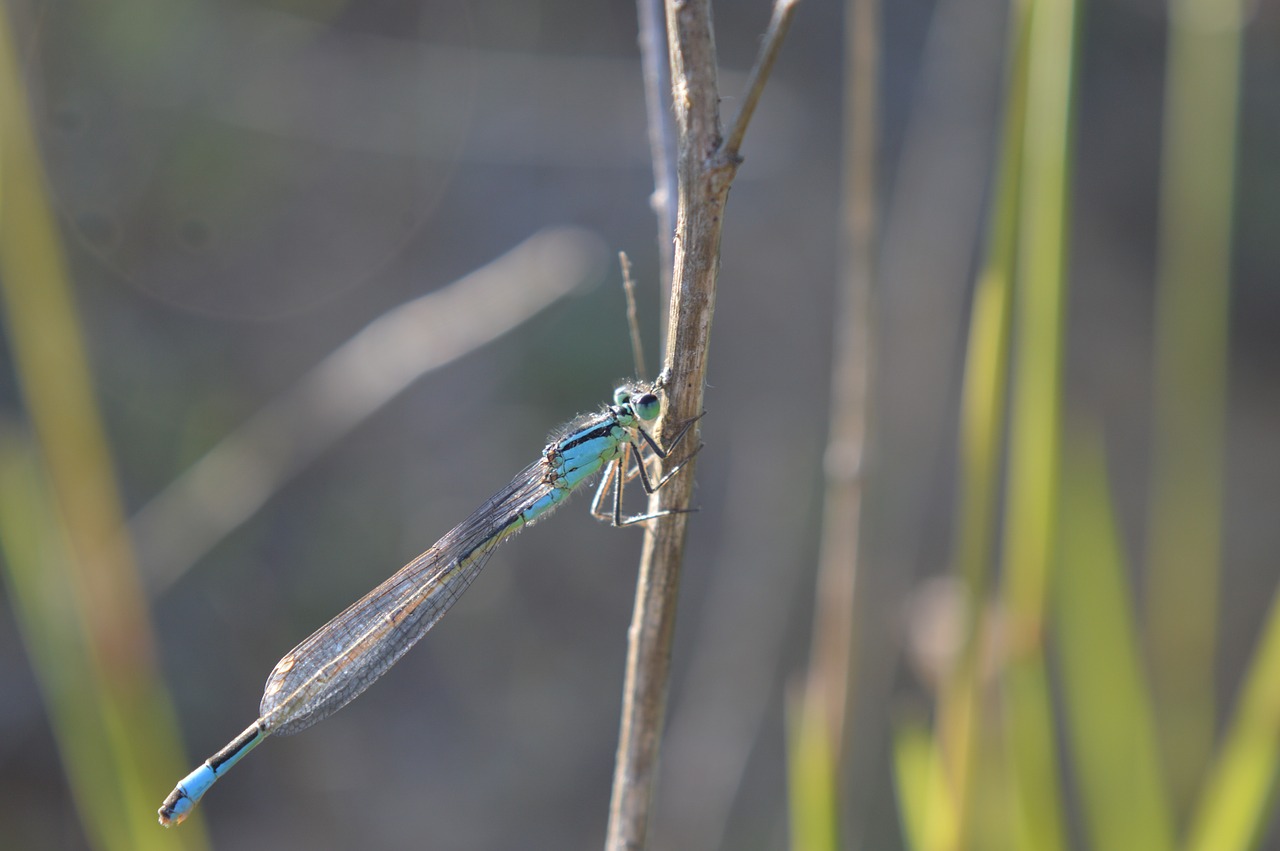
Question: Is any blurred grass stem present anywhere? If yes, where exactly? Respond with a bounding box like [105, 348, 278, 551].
[788, 0, 877, 845]
[998, 0, 1078, 846]
[0, 8, 206, 848]
[1056, 432, 1174, 851]
[132, 227, 604, 594]
[635, 0, 677, 303]
[1185, 579, 1280, 850]
[1144, 0, 1242, 809]
[926, 6, 1028, 848]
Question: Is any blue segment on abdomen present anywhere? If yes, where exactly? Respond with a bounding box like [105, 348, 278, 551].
[520, 427, 621, 523]
[167, 765, 216, 819]
[560, 453, 607, 489]
[557, 434, 618, 487]
[523, 488, 568, 522]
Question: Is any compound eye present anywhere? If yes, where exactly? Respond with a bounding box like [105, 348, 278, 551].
[634, 392, 660, 421]
[613, 386, 631, 406]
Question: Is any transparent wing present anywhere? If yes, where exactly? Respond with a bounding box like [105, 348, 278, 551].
[260, 459, 552, 735]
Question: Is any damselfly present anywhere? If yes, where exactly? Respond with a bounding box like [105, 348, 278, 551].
[158, 380, 698, 826]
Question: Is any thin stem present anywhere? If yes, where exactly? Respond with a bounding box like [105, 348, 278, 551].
[790, 0, 878, 843]
[635, 0, 677, 304]
[605, 2, 798, 848]
[723, 0, 802, 162]
[620, 251, 650, 379]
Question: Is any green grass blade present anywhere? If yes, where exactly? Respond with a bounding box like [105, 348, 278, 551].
[935, 4, 1029, 845]
[951, 0, 1028, 607]
[997, 0, 1080, 846]
[787, 685, 839, 851]
[1056, 429, 1175, 851]
[891, 714, 957, 851]
[0, 441, 130, 850]
[0, 438, 207, 851]
[1184, 584, 1280, 851]
[1144, 0, 1243, 809]
[0, 8, 208, 848]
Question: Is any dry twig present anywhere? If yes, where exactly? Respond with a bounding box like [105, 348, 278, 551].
[606, 3, 801, 848]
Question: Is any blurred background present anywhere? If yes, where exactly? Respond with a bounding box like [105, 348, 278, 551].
[0, 0, 1276, 850]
